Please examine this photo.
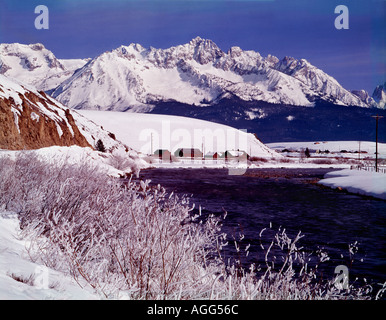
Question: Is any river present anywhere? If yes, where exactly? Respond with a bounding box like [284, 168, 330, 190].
[134, 168, 385, 291]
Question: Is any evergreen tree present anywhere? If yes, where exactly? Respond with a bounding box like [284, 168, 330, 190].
[95, 139, 106, 152]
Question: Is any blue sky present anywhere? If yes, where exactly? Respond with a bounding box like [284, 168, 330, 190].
[0, 0, 384, 93]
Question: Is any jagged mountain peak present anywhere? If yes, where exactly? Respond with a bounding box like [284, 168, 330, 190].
[1, 42, 46, 52]
[188, 36, 221, 49]
[113, 43, 146, 57]
[373, 82, 386, 95]
[227, 46, 243, 57]
[276, 56, 320, 77]
[189, 37, 225, 64]
[0, 42, 64, 70]
[372, 82, 386, 108]
[144, 36, 225, 67]
[189, 36, 204, 44]
[29, 43, 46, 51]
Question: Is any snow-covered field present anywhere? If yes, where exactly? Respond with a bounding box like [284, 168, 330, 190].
[318, 169, 386, 200]
[268, 141, 386, 199]
[267, 141, 386, 159]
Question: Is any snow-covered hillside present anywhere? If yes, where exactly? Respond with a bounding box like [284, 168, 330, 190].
[77, 110, 279, 159]
[0, 74, 91, 150]
[0, 43, 88, 91]
[50, 37, 371, 111]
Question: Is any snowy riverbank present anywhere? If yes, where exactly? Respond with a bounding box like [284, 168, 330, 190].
[318, 169, 386, 200]
[0, 212, 99, 299]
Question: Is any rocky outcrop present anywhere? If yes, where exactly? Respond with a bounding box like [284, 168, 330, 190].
[0, 75, 91, 150]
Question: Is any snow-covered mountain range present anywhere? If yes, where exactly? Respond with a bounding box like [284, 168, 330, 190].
[0, 38, 384, 111]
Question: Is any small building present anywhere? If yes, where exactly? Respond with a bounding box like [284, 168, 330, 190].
[154, 149, 172, 161]
[222, 150, 249, 160]
[205, 152, 219, 160]
[174, 148, 203, 158]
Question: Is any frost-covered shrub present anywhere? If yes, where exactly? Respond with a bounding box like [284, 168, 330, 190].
[108, 149, 138, 173]
[310, 158, 335, 165]
[0, 152, 225, 298]
[0, 152, 51, 214]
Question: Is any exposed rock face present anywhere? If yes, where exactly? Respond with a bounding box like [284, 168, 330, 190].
[372, 82, 386, 109]
[0, 74, 91, 150]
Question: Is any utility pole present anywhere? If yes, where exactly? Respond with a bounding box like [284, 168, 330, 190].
[151, 132, 153, 155]
[203, 137, 205, 159]
[202, 138, 205, 161]
[371, 115, 384, 172]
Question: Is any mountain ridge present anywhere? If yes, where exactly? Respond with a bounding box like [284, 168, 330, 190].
[50, 37, 375, 110]
[1, 38, 384, 111]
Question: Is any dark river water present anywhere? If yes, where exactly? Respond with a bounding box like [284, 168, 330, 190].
[135, 168, 385, 291]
